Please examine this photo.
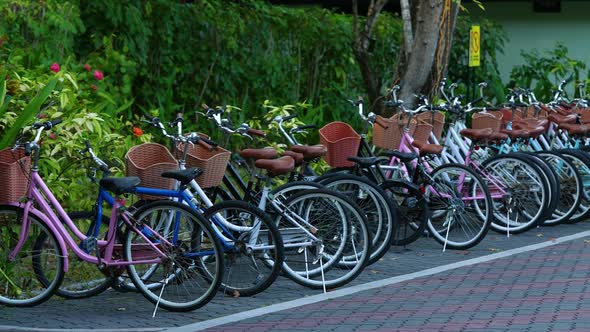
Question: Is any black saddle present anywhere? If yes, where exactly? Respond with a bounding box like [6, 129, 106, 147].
[100, 177, 140, 195]
[381, 150, 419, 162]
[347, 156, 389, 167]
[161, 167, 203, 186]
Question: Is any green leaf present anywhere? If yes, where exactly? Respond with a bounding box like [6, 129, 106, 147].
[0, 78, 58, 150]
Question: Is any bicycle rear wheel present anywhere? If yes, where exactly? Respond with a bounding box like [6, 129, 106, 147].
[316, 174, 395, 264]
[0, 205, 65, 307]
[380, 180, 429, 246]
[125, 201, 223, 312]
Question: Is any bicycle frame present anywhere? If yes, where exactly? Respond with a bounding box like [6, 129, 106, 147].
[9, 170, 171, 272]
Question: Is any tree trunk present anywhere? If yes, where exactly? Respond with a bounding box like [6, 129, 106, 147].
[396, 0, 445, 106]
[352, 0, 388, 114]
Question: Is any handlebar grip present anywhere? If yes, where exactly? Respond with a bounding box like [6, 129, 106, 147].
[144, 113, 155, 121]
[84, 140, 91, 150]
[282, 113, 298, 121]
[375, 116, 389, 129]
[470, 97, 483, 105]
[201, 104, 211, 111]
[197, 138, 214, 151]
[25, 143, 32, 156]
[99, 164, 110, 173]
[48, 119, 62, 128]
[247, 128, 266, 137]
[295, 124, 316, 131]
[200, 136, 218, 147]
[384, 101, 402, 107]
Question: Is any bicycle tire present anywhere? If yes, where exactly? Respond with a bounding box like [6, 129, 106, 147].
[203, 200, 284, 297]
[426, 163, 493, 250]
[0, 205, 65, 307]
[273, 189, 371, 289]
[558, 149, 590, 223]
[317, 174, 396, 264]
[124, 201, 224, 312]
[380, 180, 429, 246]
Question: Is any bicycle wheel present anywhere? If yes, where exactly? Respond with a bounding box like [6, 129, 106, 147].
[0, 205, 65, 307]
[317, 174, 395, 264]
[536, 151, 582, 225]
[558, 149, 590, 223]
[482, 153, 549, 234]
[203, 200, 284, 297]
[36, 211, 117, 299]
[516, 152, 559, 223]
[273, 189, 370, 289]
[426, 163, 493, 250]
[124, 201, 223, 312]
[380, 180, 429, 246]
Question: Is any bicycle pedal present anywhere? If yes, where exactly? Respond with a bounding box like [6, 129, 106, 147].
[81, 236, 98, 254]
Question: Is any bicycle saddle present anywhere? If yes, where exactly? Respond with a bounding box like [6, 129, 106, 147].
[347, 156, 388, 167]
[381, 150, 419, 162]
[558, 123, 589, 135]
[547, 113, 577, 125]
[411, 141, 443, 156]
[255, 156, 295, 176]
[161, 167, 203, 186]
[100, 177, 141, 195]
[460, 128, 493, 141]
[239, 148, 278, 160]
[290, 144, 327, 161]
[282, 150, 304, 166]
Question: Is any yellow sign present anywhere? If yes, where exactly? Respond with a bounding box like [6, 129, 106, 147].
[469, 25, 480, 67]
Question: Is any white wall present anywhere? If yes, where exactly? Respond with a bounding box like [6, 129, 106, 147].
[464, 1, 590, 84]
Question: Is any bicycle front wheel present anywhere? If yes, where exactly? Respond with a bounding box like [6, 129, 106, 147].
[273, 189, 371, 290]
[124, 201, 223, 312]
[426, 164, 493, 250]
[0, 205, 65, 307]
[203, 200, 284, 297]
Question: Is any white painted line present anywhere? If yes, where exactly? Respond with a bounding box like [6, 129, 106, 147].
[4, 230, 589, 332]
[165, 229, 590, 332]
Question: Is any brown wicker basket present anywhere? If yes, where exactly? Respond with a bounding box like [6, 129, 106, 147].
[0, 148, 30, 203]
[372, 113, 433, 149]
[176, 143, 230, 188]
[319, 122, 361, 168]
[472, 111, 503, 132]
[416, 111, 445, 141]
[125, 143, 177, 200]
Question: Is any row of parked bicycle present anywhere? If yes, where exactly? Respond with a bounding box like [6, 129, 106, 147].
[1, 77, 590, 314]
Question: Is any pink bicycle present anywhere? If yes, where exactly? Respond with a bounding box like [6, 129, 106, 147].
[0, 119, 224, 312]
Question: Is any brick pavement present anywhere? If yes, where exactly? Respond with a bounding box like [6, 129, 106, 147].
[2, 222, 590, 331]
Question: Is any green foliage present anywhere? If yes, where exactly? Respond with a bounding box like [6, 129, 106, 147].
[510, 43, 586, 101]
[448, 16, 508, 102]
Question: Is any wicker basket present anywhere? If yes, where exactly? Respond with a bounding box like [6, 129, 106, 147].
[0, 148, 30, 203]
[373, 113, 433, 150]
[416, 111, 445, 140]
[472, 111, 503, 133]
[176, 143, 230, 188]
[125, 143, 177, 200]
[319, 122, 361, 168]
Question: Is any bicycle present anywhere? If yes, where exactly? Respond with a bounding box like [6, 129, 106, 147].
[0, 119, 224, 312]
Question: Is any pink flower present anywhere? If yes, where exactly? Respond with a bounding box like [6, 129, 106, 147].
[50, 63, 60, 73]
[83, 63, 92, 72]
[93, 70, 104, 80]
[91, 84, 98, 91]
[49, 133, 57, 140]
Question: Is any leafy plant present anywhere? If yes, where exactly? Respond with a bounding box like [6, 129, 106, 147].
[510, 43, 586, 101]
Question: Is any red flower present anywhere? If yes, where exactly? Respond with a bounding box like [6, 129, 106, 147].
[91, 84, 98, 91]
[38, 114, 48, 119]
[132, 127, 143, 138]
[50, 63, 60, 73]
[83, 63, 92, 72]
[93, 70, 104, 80]
[49, 133, 57, 140]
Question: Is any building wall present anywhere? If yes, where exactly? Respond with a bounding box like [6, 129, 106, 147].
[465, 1, 590, 84]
